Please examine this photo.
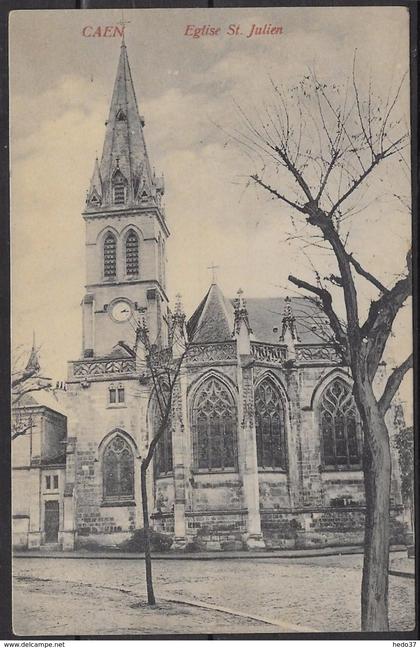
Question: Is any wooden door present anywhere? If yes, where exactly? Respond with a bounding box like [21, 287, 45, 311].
[44, 500, 59, 543]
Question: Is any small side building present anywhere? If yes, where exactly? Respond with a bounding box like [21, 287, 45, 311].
[12, 392, 67, 549]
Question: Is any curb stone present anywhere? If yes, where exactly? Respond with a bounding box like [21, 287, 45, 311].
[13, 544, 407, 561]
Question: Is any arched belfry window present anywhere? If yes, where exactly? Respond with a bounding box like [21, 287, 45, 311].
[150, 392, 173, 477]
[126, 230, 139, 276]
[255, 378, 287, 470]
[319, 379, 361, 469]
[103, 434, 134, 501]
[193, 377, 237, 471]
[113, 183, 126, 205]
[112, 168, 127, 206]
[103, 232, 116, 278]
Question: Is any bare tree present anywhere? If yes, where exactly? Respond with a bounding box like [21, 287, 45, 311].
[231, 58, 412, 630]
[12, 341, 53, 440]
[134, 299, 190, 606]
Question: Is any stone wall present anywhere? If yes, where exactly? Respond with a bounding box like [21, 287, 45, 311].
[258, 473, 290, 509]
[185, 510, 247, 550]
[66, 376, 148, 544]
[190, 473, 243, 511]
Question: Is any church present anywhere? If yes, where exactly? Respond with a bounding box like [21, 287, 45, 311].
[12, 42, 405, 552]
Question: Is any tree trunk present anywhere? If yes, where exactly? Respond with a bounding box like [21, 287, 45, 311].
[140, 461, 156, 606]
[356, 385, 392, 631]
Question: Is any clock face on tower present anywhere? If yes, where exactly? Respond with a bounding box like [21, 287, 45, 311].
[109, 299, 133, 323]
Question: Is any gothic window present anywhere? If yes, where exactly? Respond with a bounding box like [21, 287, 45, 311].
[193, 377, 237, 471]
[255, 378, 287, 470]
[150, 392, 173, 477]
[320, 379, 361, 469]
[155, 423, 173, 477]
[103, 233, 116, 278]
[103, 434, 134, 501]
[126, 230, 139, 275]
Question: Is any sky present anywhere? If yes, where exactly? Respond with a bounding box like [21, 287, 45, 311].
[10, 7, 412, 412]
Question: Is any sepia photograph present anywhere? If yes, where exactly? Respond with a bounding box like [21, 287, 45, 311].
[10, 5, 415, 637]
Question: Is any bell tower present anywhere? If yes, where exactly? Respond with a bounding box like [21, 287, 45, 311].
[81, 42, 169, 358]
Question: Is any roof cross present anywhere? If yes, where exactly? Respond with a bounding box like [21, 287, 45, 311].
[117, 9, 131, 44]
[207, 262, 219, 284]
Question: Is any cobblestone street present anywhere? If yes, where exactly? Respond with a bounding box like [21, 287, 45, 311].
[13, 552, 415, 635]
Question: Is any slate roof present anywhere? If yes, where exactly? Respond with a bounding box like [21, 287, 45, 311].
[107, 341, 135, 358]
[245, 297, 330, 344]
[187, 284, 331, 345]
[16, 391, 68, 417]
[187, 284, 234, 343]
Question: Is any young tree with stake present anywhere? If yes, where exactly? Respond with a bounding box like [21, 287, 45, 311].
[134, 297, 189, 606]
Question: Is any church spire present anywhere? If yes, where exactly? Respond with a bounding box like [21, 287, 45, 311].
[86, 43, 164, 211]
[25, 332, 40, 375]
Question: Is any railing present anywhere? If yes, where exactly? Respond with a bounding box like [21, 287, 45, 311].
[69, 342, 340, 378]
[150, 347, 173, 369]
[295, 345, 340, 363]
[251, 342, 287, 364]
[70, 357, 136, 378]
[185, 341, 237, 365]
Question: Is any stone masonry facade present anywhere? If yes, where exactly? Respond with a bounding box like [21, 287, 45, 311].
[12, 42, 406, 552]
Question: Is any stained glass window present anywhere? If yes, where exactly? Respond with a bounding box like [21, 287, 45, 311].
[255, 378, 286, 469]
[103, 434, 134, 501]
[126, 230, 139, 275]
[320, 379, 361, 469]
[193, 377, 236, 471]
[103, 233, 116, 278]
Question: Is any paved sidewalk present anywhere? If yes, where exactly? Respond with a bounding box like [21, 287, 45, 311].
[389, 555, 415, 578]
[14, 551, 415, 633]
[13, 575, 277, 636]
[13, 543, 406, 561]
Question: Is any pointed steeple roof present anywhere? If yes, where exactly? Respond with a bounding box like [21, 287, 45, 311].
[187, 284, 234, 343]
[87, 157, 102, 206]
[25, 333, 40, 374]
[86, 43, 164, 210]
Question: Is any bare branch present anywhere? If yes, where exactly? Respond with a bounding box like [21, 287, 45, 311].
[11, 367, 38, 389]
[347, 253, 389, 294]
[12, 423, 33, 441]
[362, 249, 412, 380]
[12, 383, 53, 407]
[251, 175, 306, 212]
[274, 146, 314, 202]
[378, 354, 413, 416]
[288, 273, 349, 360]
